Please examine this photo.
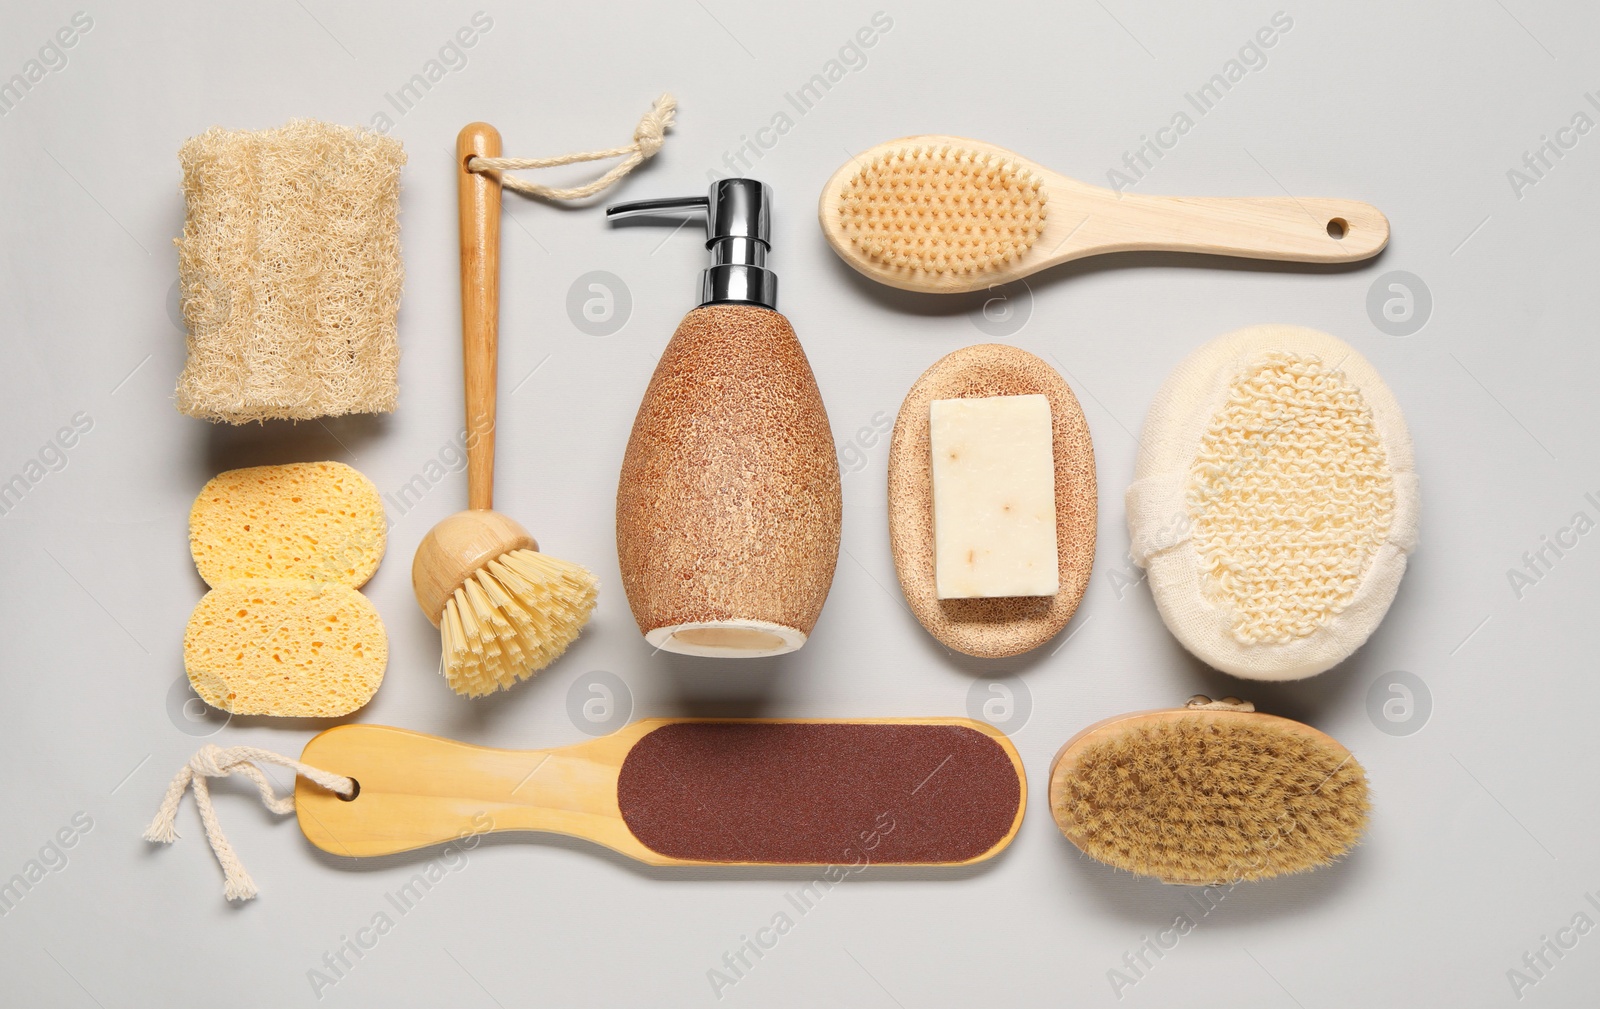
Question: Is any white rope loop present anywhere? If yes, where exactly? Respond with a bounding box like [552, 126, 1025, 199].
[468, 94, 676, 201]
[144, 745, 353, 902]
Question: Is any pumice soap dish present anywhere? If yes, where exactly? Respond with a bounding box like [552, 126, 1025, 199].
[888, 344, 1096, 658]
[1127, 325, 1419, 681]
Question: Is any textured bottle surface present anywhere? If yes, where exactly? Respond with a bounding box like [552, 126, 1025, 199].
[616, 304, 842, 648]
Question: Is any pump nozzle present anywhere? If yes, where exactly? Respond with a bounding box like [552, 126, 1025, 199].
[607, 179, 777, 310]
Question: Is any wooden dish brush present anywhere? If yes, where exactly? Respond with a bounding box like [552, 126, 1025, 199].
[411, 122, 598, 697]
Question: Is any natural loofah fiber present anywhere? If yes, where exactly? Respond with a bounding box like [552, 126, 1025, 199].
[835, 145, 1047, 277]
[1188, 352, 1395, 644]
[173, 119, 405, 424]
[1050, 710, 1369, 884]
[1127, 326, 1419, 681]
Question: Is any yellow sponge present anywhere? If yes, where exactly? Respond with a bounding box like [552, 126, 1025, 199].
[184, 580, 387, 717]
[189, 461, 386, 588]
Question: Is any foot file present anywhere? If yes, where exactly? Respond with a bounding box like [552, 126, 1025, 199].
[296, 719, 1025, 866]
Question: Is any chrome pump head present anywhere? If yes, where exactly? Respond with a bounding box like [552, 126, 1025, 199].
[606, 179, 777, 310]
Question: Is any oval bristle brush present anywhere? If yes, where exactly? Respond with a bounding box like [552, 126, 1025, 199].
[1048, 696, 1369, 884]
[819, 136, 1389, 293]
[297, 718, 1025, 866]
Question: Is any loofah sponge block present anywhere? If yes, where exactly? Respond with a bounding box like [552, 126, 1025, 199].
[189, 461, 386, 588]
[1127, 325, 1418, 680]
[184, 579, 387, 717]
[1050, 710, 1369, 884]
[173, 119, 405, 424]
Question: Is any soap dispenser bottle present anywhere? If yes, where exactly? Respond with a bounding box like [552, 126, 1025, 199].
[607, 180, 841, 657]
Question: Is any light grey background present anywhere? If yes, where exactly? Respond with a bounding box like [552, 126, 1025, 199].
[1, 0, 1596, 1005]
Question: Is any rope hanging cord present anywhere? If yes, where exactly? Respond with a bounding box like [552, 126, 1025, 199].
[468, 94, 677, 201]
[144, 744, 353, 902]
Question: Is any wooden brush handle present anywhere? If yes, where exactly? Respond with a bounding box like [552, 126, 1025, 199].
[1091, 193, 1389, 263]
[457, 123, 503, 512]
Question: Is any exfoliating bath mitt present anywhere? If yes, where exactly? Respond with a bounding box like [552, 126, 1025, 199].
[1127, 325, 1418, 680]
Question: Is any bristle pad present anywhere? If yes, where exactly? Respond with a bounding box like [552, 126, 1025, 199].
[1053, 717, 1369, 883]
[837, 145, 1047, 276]
[438, 548, 598, 698]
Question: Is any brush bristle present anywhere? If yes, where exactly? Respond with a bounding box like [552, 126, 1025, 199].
[837, 145, 1047, 276]
[438, 548, 598, 698]
[1053, 716, 1369, 883]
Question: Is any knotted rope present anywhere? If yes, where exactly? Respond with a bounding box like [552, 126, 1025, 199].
[468, 94, 677, 201]
[144, 745, 353, 902]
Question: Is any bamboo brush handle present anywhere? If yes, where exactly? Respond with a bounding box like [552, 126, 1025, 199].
[1072, 191, 1389, 263]
[458, 123, 503, 512]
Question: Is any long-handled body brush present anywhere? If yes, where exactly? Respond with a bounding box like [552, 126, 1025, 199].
[819, 136, 1389, 294]
[411, 122, 598, 697]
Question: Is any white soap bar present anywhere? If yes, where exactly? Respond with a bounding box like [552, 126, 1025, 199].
[930, 395, 1059, 599]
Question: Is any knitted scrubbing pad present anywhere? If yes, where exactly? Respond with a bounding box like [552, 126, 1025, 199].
[1128, 326, 1418, 680]
[173, 120, 405, 424]
[1050, 712, 1370, 884]
[1188, 352, 1395, 644]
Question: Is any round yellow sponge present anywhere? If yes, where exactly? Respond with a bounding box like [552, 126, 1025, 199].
[189, 461, 386, 588]
[184, 579, 387, 717]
